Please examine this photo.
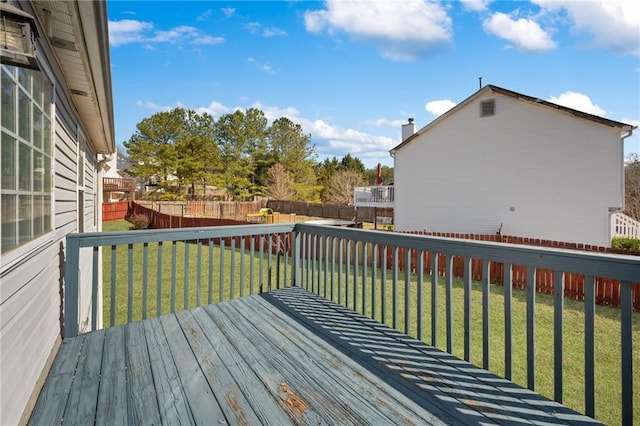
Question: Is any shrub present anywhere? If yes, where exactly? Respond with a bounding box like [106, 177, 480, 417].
[611, 236, 640, 251]
[129, 213, 150, 230]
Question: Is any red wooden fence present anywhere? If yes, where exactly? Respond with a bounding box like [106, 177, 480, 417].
[102, 201, 130, 221]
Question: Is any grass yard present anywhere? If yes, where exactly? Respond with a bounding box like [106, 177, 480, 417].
[101, 219, 639, 425]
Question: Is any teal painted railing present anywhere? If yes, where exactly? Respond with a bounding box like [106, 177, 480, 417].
[64, 223, 639, 424]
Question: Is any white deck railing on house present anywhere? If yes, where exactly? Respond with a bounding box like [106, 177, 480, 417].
[611, 212, 640, 239]
[353, 185, 394, 207]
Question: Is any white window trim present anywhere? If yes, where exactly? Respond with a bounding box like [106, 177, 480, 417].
[0, 63, 56, 267]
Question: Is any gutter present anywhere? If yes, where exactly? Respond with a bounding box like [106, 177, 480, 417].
[611, 125, 637, 213]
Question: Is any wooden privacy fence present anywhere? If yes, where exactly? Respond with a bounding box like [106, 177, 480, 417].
[185, 200, 265, 219]
[267, 200, 392, 222]
[130, 202, 250, 229]
[102, 201, 130, 221]
[134, 200, 265, 220]
[386, 232, 640, 311]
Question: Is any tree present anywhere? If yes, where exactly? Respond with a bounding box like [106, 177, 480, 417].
[625, 153, 640, 221]
[243, 108, 270, 194]
[123, 108, 185, 186]
[264, 163, 296, 200]
[175, 110, 219, 198]
[341, 154, 366, 174]
[215, 110, 254, 200]
[323, 169, 365, 204]
[269, 117, 317, 197]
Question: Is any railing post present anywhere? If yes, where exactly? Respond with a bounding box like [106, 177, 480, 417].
[621, 281, 633, 425]
[63, 235, 80, 338]
[292, 227, 300, 287]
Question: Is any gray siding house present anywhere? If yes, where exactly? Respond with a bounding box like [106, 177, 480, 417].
[0, 1, 114, 423]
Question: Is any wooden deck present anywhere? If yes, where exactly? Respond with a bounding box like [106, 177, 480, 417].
[30, 287, 600, 425]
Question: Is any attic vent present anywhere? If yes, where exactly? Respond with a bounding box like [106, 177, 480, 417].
[480, 99, 495, 117]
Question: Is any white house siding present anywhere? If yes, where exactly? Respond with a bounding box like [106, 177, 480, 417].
[0, 19, 105, 426]
[394, 91, 623, 247]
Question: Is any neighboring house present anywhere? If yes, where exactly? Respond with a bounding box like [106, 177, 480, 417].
[0, 1, 113, 424]
[102, 147, 136, 201]
[390, 85, 636, 247]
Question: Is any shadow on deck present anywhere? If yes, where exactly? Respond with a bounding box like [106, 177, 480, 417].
[30, 287, 600, 425]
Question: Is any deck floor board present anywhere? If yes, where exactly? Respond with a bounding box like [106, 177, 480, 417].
[29, 287, 601, 425]
[95, 326, 127, 425]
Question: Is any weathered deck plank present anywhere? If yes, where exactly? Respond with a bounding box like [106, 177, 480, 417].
[190, 306, 295, 426]
[28, 334, 85, 424]
[29, 287, 601, 425]
[158, 314, 225, 424]
[124, 321, 161, 425]
[174, 308, 264, 425]
[142, 317, 193, 425]
[63, 329, 104, 425]
[95, 326, 127, 425]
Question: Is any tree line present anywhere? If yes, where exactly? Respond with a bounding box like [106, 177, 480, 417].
[123, 107, 393, 203]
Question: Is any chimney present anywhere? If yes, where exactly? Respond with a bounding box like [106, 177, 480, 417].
[401, 118, 416, 141]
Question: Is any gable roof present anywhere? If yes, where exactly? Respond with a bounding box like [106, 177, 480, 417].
[391, 84, 636, 153]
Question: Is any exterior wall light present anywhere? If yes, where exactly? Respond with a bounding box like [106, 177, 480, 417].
[1, 2, 40, 70]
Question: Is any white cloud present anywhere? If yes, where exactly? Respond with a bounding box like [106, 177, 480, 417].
[245, 22, 288, 38]
[367, 118, 406, 128]
[483, 12, 556, 51]
[533, 0, 639, 56]
[247, 58, 277, 74]
[263, 27, 288, 37]
[221, 8, 236, 18]
[109, 20, 224, 47]
[195, 101, 232, 117]
[622, 118, 640, 128]
[304, 0, 452, 61]
[425, 99, 457, 116]
[109, 19, 153, 47]
[245, 22, 261, 34]
[460, 0, 491, 12]
[251, 102, 397, 161]
[192, 35, 225, 45]
[547, 91, 606, 116]
[197, 10, 212, 22]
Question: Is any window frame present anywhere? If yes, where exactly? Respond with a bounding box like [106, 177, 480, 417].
[1, 63, 55, 266]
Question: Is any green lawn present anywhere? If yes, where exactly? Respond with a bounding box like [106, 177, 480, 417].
[100, 219, 639, 425]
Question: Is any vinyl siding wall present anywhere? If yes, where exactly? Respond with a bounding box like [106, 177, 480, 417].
[0, 49, 101, 426]
[394, 92, 623, 247]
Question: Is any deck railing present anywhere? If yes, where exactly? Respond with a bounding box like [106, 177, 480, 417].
[611, 212, 640, 239]
[64, 224, 639, 424]
[64, 223, 295, 336]
[353, 185, 394, 207]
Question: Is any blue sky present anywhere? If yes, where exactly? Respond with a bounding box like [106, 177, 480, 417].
[107, 0, 639, 168]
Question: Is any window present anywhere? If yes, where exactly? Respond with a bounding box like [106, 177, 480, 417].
[480, 99, 495, 117]
[1, 64, 53, 254]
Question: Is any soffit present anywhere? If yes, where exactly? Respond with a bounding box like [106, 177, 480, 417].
[29, 0, 114, 154]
